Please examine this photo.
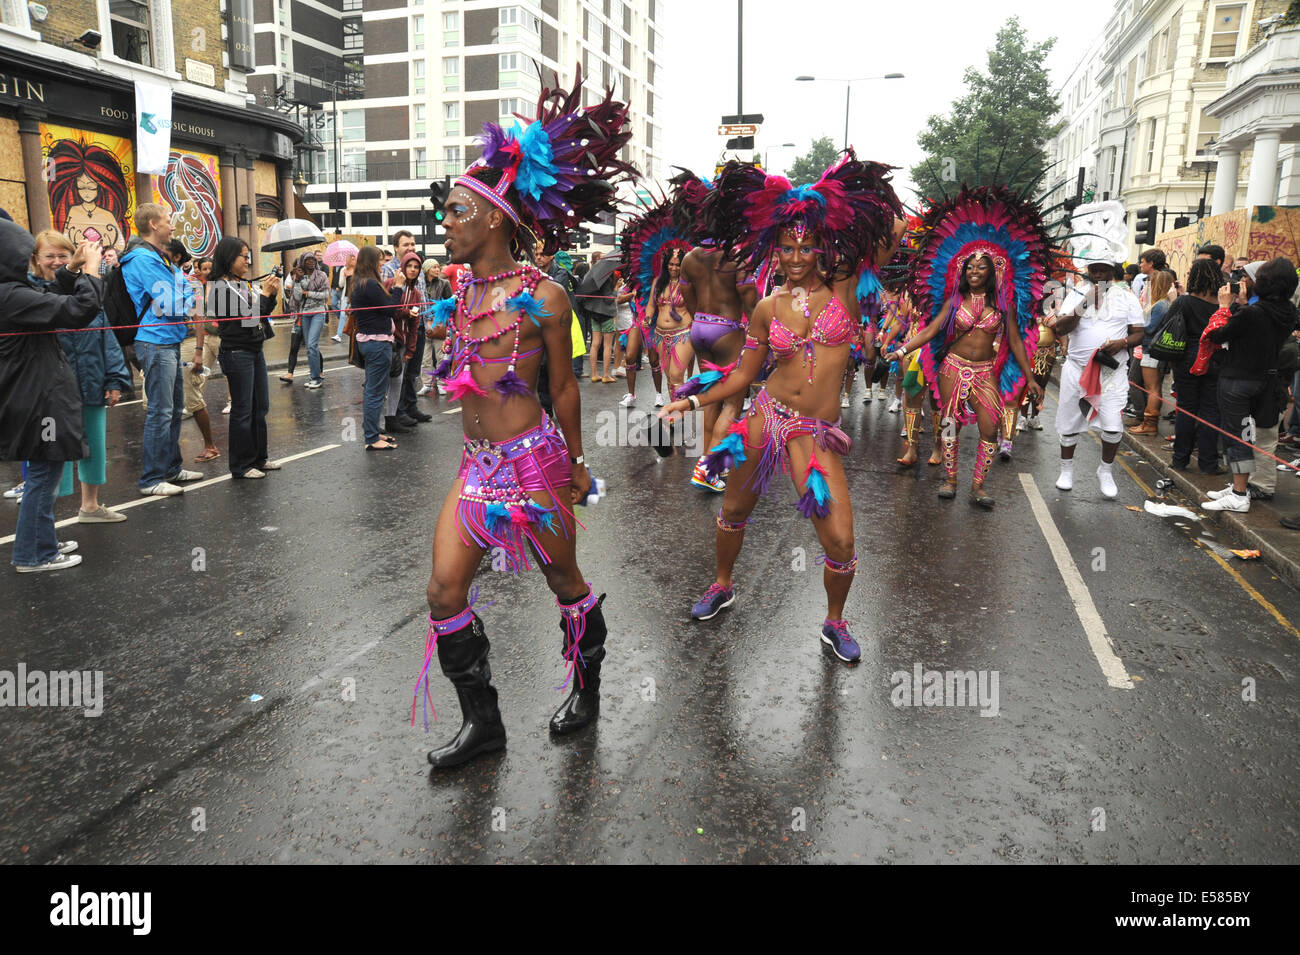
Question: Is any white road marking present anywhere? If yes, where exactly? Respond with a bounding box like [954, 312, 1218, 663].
[1018, 473, 1134, 690]
[0, 444, 341, 546]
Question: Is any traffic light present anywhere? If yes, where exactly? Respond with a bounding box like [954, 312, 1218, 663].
[1173, 216, 1190, 229]
[429, 176, 452, 223]
[1134, 204, 1158, 245]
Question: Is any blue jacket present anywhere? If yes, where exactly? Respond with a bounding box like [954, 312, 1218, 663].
[121, 241, 194, 345]
[58, 311, 132, 406]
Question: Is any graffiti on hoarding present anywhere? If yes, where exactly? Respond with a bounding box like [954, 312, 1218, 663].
[153, 150, 223, 259]
[40, 123, 135, 252]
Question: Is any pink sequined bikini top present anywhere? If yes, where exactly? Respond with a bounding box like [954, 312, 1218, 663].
[953, 297, 1002, 334]
[768, 294, 855, 362]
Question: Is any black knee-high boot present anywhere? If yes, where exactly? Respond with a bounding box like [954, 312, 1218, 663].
[549, 588, 607, 735]
[426, 614, 507, 769]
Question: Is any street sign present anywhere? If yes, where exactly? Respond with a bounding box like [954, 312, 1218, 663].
[718, 124, 759, 136]
[720, 113, 764, 124]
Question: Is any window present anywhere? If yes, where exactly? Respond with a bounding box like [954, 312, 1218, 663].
[499, 6, 519, 25]
[1125, 59, 1137, 107]
[279, 34, 289, 68]
[342, 0, 362, 11]
[1208, 4, 1244, 58]
[444, 12, 458, 30]
[499, 53, 519, 70]
[414, 104, 426, 137]
[413, 15, 424, 51]
[414, 148, 428, 178]
[343, 18, 363, 52]
[1144, 118, 1159, 172]
[500, 97, 526, 117]
[444, 57, 459, 75]
[1195, 110, 1220, 154]
[444, 102, 459, 120]
[341, 110, 364, 142]
[1166, 13, 1180, 70]
[109, 0, 153, 67]
[444, 146, 461, 175]
[342, 147, 366, 182]
[414, 59, 425, 94]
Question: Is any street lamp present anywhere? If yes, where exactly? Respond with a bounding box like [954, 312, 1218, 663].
[795, 73, 904, 150]
[764, 142, 796, 173]
[1193, 137, 1218, 218]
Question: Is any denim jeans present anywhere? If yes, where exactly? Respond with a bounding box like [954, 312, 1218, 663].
[333, 291, 348, 337]
[357, 339, 392, 443]
[1289, 369, 1300, 438]
[136, 340, 184, 488]
[219, 346, 269, 475]
[301, 311, 326, 382]
[398, 323, 426, 417]
[11, 459, 63, 566]
[328, 288, 343, 331]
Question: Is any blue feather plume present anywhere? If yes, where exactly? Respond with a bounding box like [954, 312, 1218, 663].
[505, 290, 551, 327]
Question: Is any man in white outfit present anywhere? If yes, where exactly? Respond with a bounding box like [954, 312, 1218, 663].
[1049, 261, 1145, 498]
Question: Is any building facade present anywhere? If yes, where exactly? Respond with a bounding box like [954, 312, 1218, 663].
[1044, 0, 1289, 258]
[256, 0, 662, 253]
[0, 0, 304, 272]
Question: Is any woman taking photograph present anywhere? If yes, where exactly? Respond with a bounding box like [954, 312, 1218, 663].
[38, 231, 132, 523]
[385, 250, 425, 434]
[206, 236, 283, 478]
[349, 244, 403, 450]
[0, 221, 102, 572]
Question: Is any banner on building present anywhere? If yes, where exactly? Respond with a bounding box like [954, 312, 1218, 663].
[134, 80, 173, 175]
[227, 0, 256, 74]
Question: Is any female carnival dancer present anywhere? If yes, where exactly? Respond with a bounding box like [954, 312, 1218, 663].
[618, 197, 691, 417]
[648, 247, 694, 400]
[668, 170, 758, 492]
[414, 68, 635, 769]
[661, 152, 902, 662]
[885, 185, 1049, 507]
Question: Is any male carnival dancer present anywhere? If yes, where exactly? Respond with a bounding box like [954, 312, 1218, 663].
[412, 69, 636, 769]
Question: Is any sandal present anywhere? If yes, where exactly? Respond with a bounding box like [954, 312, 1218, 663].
[937, 483, 957, 500]
[194, 448, 221, 463]
[970, 487, 996, 509]
[279, 374, 293, 383]
[366, 439, 397, 451]
[602, 376, 616, 383]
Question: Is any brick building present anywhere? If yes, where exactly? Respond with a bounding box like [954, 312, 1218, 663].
[0, 0, 305, 273]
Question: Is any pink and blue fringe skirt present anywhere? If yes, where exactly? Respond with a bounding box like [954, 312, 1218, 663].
[456, 413, 574, 572]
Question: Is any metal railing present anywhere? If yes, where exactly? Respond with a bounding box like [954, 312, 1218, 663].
[302, 159, 468, 185]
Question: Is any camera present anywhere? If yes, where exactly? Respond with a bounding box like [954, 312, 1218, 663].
[272, 266, 284, 278]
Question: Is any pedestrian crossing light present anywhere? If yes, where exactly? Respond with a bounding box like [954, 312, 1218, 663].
[1135, 205, 1158, 246]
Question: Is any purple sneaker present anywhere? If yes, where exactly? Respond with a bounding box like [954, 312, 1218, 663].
[691, 583, 735, 620]
[820, 618, 861, 663]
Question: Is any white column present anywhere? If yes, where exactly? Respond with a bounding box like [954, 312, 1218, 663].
[1246, 131, 1282, 207]
[1211, 147, 1240, 215]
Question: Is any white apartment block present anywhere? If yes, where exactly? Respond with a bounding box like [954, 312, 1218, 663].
[1044, 0, 1290, 257]
[253, 0, 663, 254]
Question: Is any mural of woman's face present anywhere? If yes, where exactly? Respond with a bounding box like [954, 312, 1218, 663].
[76, 175, 98, 204]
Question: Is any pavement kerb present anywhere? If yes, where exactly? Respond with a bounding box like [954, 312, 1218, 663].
[1120, 428, 1300, 591]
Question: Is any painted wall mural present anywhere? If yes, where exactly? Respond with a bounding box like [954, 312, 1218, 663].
[40, 123, 136, 252]
[151, 149, 223, 259]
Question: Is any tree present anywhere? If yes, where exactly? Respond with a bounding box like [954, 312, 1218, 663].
[909, 18, 1062, 203]
[787, 137, 841, 186]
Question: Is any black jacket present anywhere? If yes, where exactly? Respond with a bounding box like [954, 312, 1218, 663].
[1170, 294, 1219, 374]
[0, 221, 103, 461]
[206, 278, 277, 352]
[1208, 298, 1298, 381]
[350, 277, 402, 336]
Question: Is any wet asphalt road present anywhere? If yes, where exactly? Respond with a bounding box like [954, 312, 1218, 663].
[2, 363, 1299, 864]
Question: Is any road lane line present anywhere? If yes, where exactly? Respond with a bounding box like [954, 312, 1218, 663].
[1018, 473, 1134, 690]
[1, 443, 341, 546]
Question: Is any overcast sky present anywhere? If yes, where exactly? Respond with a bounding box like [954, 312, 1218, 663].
[658, 0, 1100, 203]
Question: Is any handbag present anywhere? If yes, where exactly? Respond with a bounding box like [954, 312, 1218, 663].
[344, 311, 365, 370]
[1251, 369, 1287, 426]
[389, 341, 405, 378]
[1147, 299, 1188, 362]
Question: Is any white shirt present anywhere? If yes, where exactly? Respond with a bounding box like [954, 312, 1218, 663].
[1067, 285, 1143, 364]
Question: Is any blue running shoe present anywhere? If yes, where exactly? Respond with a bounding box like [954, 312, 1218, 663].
[691, 583, 735, 620]
[820, 618, 861, 663]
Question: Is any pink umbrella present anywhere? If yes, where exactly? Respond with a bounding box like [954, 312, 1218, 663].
[322, 239, 359, 267]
